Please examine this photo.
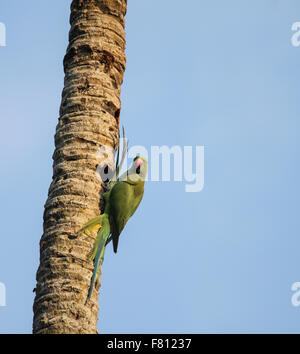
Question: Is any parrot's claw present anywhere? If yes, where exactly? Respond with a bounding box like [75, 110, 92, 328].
[77, 216, 102, 236]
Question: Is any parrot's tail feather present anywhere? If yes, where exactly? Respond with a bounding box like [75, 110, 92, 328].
[95, 247, 105, 290]
[77, 215, 102, 236]
[86, 214, 110, 302]
[113, 235, 120, 254]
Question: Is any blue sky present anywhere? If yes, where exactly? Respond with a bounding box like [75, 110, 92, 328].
[0, 0, 300, 333]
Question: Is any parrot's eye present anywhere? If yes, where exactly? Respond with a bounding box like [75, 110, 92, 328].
[136, 165, 141, 174]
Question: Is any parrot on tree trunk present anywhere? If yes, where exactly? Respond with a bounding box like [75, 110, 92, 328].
[78, 155, 148, 302]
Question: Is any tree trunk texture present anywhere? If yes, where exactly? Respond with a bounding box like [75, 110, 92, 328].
[33, 0, 127, 334]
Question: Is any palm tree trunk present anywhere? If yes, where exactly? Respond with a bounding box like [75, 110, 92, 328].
[33, 0, 127, 334]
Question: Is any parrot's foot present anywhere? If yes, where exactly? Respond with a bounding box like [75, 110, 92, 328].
[77, 215, 102, 236]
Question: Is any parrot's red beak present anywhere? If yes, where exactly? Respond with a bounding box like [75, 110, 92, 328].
[135, 158, 143, 168]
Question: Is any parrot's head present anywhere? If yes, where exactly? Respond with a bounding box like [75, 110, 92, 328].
[132, 155, 148, 181]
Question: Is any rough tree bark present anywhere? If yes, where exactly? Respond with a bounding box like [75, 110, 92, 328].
[33, 0, 127, 334]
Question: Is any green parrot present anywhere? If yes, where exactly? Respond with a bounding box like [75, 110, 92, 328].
[78, 155, 148, 301]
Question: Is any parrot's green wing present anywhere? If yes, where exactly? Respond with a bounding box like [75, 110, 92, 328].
[108, 179, 144, 253]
